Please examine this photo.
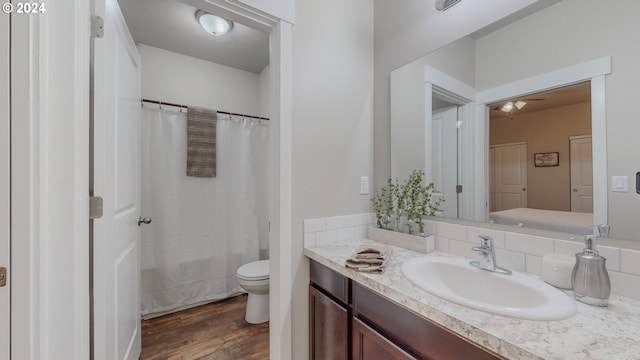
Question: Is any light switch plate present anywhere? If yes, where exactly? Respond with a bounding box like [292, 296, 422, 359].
[612, 176, 629, 192]
[360, 176, 369, 195]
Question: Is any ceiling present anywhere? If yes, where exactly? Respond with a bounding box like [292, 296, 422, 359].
[489, 82, 591, 119]
[117, 0, 270, 74]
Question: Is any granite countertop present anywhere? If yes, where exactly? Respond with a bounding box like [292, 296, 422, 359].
[304, 238, 640, 360]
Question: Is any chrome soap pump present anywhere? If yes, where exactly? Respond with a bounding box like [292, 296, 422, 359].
[571, 225, 611, 307]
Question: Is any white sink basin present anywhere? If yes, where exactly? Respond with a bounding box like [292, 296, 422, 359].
[401, 257, 577, 321]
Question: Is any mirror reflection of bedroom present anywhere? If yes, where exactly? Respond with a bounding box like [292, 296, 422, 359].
[488, 82, 593, 234]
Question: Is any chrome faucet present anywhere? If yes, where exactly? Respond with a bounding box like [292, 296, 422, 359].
[470, 235, 512, 275]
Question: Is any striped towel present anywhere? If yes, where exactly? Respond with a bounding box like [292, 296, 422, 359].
[186, 106, 217, 178]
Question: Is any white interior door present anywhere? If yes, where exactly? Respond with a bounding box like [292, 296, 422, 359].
[489, 147, 496, 212]
[492, 143, 528, 211]
[570, 135, 593, 213]
[432, 106, 458, 217]
[1, 9, 10, 359]
[93, 0, 142, 359]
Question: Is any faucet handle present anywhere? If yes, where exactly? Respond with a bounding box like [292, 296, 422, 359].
[478, 235, 494, 248]
[597, 224, 610, 238]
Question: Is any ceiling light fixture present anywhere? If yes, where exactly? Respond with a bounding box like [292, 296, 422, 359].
[500, 102, 514, 113]
[196, 10, 233, 36]
[514, 100, 527, 110]
[436, 0, 462, 11]
[500, 100, 528, 113]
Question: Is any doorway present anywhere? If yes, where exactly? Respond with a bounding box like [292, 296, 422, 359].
[431, 105, 459, 218]
[476, 57, 610, 225]
[487, 83, 592, 214]
[92, 0, 292, 359]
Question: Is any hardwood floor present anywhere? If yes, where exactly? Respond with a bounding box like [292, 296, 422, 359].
[141, 294, 269, 360]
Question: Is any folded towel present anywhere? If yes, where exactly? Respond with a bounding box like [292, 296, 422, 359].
[345, 245, 391, 274]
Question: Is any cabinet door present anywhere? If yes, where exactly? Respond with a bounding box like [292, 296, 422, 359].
[309, 285, 349, 360]
[352, 318, 417, 360]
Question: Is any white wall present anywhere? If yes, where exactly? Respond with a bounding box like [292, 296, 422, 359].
[390, 37, 476, 181]
[290, 0, 374, 358]
[258, 65, 271, 118]
[475, 0, 640, 240]
[374, 0, 539, 190]
[138, 44, 267, 117]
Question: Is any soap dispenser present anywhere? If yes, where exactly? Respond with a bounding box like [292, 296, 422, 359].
[571, 225, 611, 307]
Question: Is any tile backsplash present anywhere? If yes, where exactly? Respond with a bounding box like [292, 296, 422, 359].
[303, 213, 640, 300]
[303, 213, 373, 248]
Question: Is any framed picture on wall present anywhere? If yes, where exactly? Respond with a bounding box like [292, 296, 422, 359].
[534, 152, 559, 167]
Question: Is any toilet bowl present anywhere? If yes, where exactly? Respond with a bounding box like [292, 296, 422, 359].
[237, 260, 270, 324]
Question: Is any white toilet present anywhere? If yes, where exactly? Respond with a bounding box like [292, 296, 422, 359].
[236, 260, 270, 324]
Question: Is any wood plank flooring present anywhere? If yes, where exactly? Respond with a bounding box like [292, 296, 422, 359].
[141, 294, 269, 360]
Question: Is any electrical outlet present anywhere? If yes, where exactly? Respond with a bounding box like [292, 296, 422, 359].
[360, 176, 369, 195]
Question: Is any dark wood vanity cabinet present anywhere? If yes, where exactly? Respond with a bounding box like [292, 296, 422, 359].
[309, 260, 350, 360]
[309, 260, 505, 360]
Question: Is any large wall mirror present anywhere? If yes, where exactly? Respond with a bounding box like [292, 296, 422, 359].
[390, 0, 639, 242]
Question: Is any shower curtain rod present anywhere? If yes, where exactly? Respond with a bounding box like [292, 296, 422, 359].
[141, 98, 270, 121]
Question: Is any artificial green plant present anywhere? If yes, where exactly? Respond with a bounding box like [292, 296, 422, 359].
[370, 169, 443, 235]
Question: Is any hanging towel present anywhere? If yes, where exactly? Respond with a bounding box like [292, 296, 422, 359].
[186, 106, 217, 178]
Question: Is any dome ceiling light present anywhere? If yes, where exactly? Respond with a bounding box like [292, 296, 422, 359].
[196, 10, 233, 36]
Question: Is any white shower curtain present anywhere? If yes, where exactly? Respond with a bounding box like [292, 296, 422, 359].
[140, 105, 269, 318]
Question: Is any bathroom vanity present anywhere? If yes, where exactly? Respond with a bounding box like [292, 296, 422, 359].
[305, 237, 640, 359]
[309, 259, 502, 359]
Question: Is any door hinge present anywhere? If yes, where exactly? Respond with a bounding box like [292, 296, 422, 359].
[91, 15, 104, 38]
[0, 267, 6, 287]
[456, 185, 463, 194]
[90, 196, 104, 219]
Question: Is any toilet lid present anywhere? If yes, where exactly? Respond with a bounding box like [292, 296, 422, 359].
[237, 260, 270, 280]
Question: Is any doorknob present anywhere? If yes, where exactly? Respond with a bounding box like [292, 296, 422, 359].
[138, 216, 152, 226]
[522, 188, 526, 191]
[573, 189, 578, 192]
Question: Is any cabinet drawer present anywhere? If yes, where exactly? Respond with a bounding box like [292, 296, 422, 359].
[352, 317, 417, 360]
[353, 283, 504, 360]
[310, 260, 349, 304]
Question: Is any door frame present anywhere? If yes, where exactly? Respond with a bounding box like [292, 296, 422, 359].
[11, 2, 92, 358]
[1, 8, 9, 359]
[423, 66, 479, 220]
[10, 3, 293, 360]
